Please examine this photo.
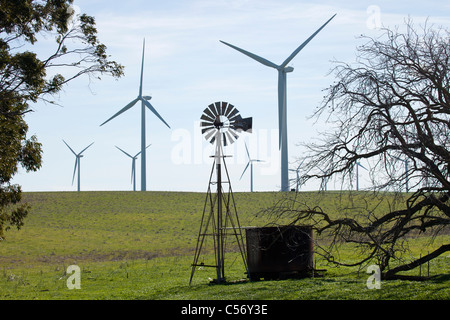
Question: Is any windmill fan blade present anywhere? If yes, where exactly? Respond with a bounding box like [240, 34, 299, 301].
[201, 113, 215, 123]
[221, 101, 228, 115]
[207, 104, 219, 120]
[203, 107, 216, 120]
[223, 133, 228, 146]
[228, 128, 239, 140]
[202, 127, 215, 134]
[214, 102, 222, 116]
[224, 103, 234, 117]
[281, 14, 336, 68]
[142, 99, 171, 129]
[225, 131, 235, 145]
[100, 98, 139, 126]
[201, 121, 214, 127]
[220, 40, 279, 69]
[227, 107, 240, 121]
[204, 129, 216, 142]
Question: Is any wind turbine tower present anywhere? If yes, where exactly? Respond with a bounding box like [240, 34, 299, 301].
[356, 161, 367, 191]
[239, 142, 264, 192]
[221, 14, 336, 192]
[100, 39, 170, 191]
[63, 140, 94, 192]
[116, 145, 151, 191]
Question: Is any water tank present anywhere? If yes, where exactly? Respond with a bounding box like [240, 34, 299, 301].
[245, 225, 314, 280]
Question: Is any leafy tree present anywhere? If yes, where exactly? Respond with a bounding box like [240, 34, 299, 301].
[0, 0, 123, 239]
[266, 19, 450, 280]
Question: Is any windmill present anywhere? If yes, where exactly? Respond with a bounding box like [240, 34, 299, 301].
[220, 14, 336, 192]
[393, 156, 409, 192]
[100, 39, 170, 191]
[116, 144, 151, 191]
[356, 161, 368, 191]
[239, 142, 264, 192]
[190, 101, 252, 285]
[63, 140, 94, 192]
[289, 159, 304, 192]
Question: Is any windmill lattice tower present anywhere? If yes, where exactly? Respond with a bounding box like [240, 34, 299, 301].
[189, 101, 252, 285]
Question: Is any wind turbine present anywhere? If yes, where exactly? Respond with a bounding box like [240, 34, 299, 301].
[221, 14, 336, 192]
[356, 161, 368, 191]
[239, 142, 264, 192]
[63, 140, 94, 192]
[289, 159, 305, 192]
[100, 39, 170, 191]
[393, 156, 409, 192]
[116, 144, 151, 191]
[318, 167, 330, 191]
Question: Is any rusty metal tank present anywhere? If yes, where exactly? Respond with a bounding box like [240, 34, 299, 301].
[245, 225, 314, 280]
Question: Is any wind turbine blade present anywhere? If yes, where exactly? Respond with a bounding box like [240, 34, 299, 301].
[220, 40, 279, 69]
[357, 162, 368, 170]
[63, 140, 77, 156]
[244, 142, 250, 159]
[116, 146, 133, 158]
[135, 144, 151, 157]
[240, 162, 250, 180]
[100, 98, 140, 126]
[139, 38, 145, 97]
[142, 99, 171, 129]
[72, 158, 78, 185]
[131, 161, 135, 184]
[281, 14, 336, 68]
[79, 142, 94, 155]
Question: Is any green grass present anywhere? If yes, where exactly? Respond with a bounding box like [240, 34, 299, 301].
[0, 191, 448, 300]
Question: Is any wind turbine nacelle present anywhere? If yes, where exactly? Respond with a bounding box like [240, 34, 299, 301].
[142, 96, 152, 100]
[284, 66, 294, 73]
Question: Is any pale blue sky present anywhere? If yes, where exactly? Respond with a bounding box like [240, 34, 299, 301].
[12, 0, 450, 192]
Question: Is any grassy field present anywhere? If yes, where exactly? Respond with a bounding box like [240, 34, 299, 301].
[0, 191, 448, 300]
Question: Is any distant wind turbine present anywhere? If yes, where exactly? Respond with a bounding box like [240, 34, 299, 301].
[100, 39, 170, 191]
[289, 159, 305, 192]
[116, 144, 151, 191]
[393, 156, 409, 192]
[318, 167, 330, 191]
[356, 161, 368, 191]
[63, 140, 94, 192]
[239, 142, 264, 192]
[221, 14, 336, 192]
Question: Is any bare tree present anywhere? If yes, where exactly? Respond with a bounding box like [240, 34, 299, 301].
[267, 19, 450, 280]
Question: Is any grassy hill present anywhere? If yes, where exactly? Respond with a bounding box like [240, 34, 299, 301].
[0, 191, 448, 300]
